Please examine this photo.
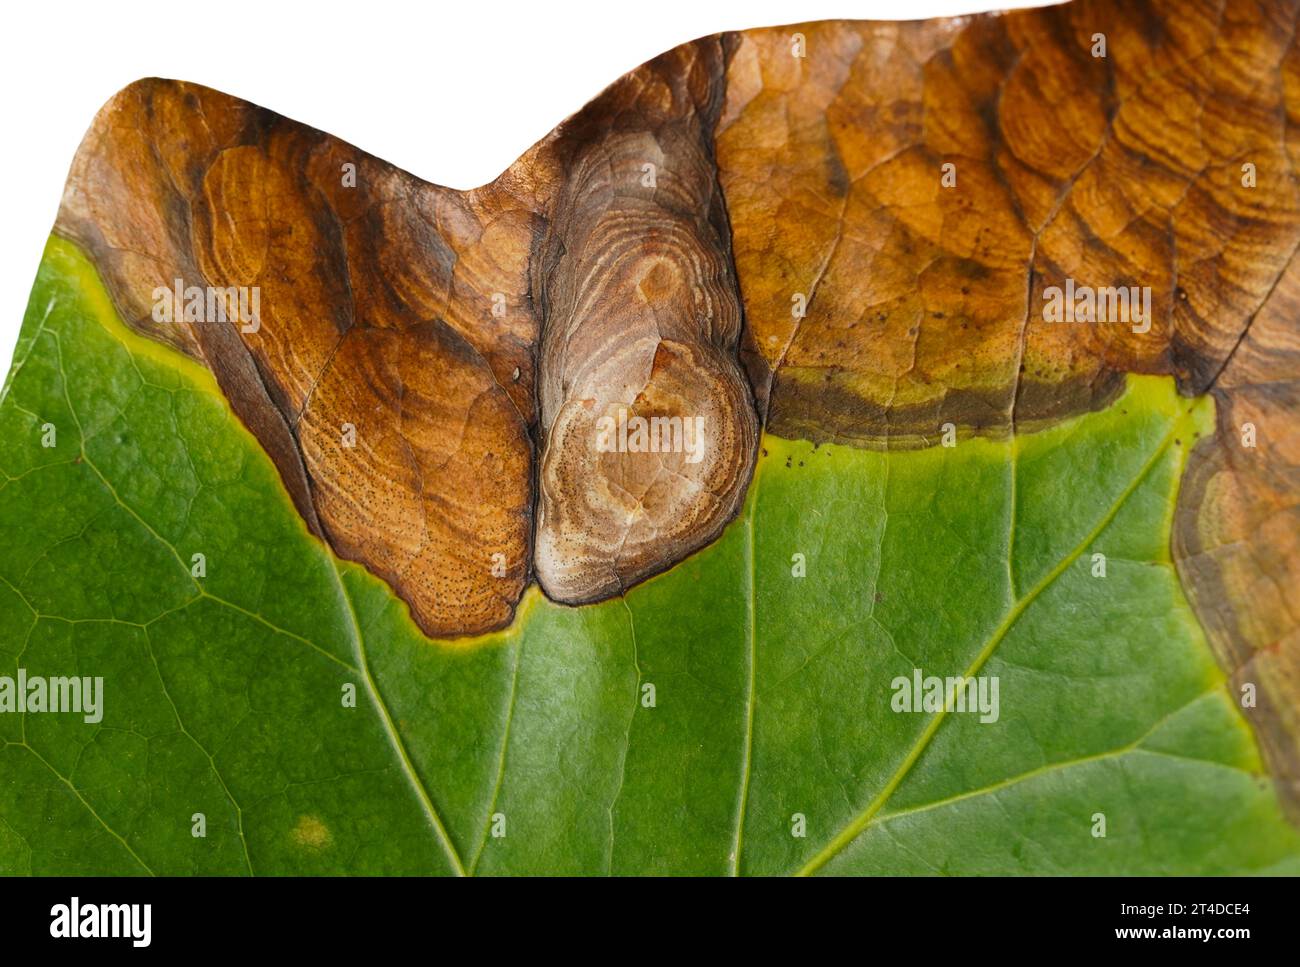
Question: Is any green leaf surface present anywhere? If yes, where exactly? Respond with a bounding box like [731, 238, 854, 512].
[1, 236, 1298, 875]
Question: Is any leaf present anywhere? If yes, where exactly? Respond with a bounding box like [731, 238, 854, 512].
[2, 238, 1297, 875]
[47, 0, 1300, 810]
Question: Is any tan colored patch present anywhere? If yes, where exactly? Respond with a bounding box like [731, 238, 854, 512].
[292, 815, 332, 851]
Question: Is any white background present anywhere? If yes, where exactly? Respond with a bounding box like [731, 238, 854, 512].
[0, 0, 1044, 366]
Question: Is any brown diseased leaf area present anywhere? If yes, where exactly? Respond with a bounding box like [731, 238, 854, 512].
[49, 1, 1300, 809]
[58, 81, 541, 637]
[532, 39, 757, 602]
[720, 1, 1300, 440]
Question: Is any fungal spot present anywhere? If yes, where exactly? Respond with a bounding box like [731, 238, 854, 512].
[292, 815, 332, 851]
